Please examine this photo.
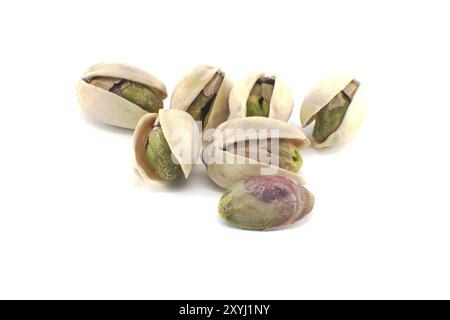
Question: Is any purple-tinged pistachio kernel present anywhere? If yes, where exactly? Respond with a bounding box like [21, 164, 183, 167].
[218, 176, 314, 231]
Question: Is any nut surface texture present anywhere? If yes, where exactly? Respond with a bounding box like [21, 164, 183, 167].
[219, 176, 315, 230]
[145, 126, 182, 182]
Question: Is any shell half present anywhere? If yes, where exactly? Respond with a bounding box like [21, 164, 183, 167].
[83, 62, 167, 99]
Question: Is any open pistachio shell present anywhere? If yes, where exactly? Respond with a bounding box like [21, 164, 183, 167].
[229, 72, 293, 121]
[170, 65, 233, 131]
[133, 109, 201, 184]
[202, 117, 310, 189]
[76, 62, 167, 129]
[300, 74, 366, 148]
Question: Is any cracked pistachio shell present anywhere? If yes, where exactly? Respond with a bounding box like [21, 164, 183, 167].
[170, 65, 233, 131]
[76, 62, 167, 129]
[229, 72, 293, 121]
[219, 176, 315, 230]
[202, 117, 310, 189]
[300, 74, 366, 148]
[133, 109, 201, 184]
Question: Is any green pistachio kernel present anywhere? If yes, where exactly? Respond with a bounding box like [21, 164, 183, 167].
[89, 77, 163, 113]
[278, 140, 303, 173]
[230, 139, 302, 173]
[120, 83, 163, 113]
[186, 92, 214, 123]
[313, 80, 359, 143]
[246, 82, 274, 117]
[145, 126, 182, 182]
[186, 72, 224, 128]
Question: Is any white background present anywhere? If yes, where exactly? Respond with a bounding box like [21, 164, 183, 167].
[0, 0, 449, 299]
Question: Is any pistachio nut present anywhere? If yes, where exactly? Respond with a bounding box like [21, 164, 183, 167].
[219, 176, 315, 230]
[170, 65, 233, 132]
[229, 72, 293, 121]
[76, 62, 167, 129]
[300, 74, 366, 148]
[202, 117, 310, 189]
[133, 109, 201, 184]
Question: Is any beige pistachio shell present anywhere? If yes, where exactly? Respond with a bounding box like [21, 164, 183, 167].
[205, 75, 232, 131]
[83, 63, 167, 99]
[77, 80, 148, 129]
[133, 110, 201, 184]
[170, 65, 232, 131]
[170, 65, 218, 109]
[202, 117, 309, 189]
[300, 74, 354, 127]
[76, 62, 167, 129]
[133, 113, 161, 183]
[229, 72, 293, 121]
[300, 74, 366, 148]
[212, 116, 310, 148]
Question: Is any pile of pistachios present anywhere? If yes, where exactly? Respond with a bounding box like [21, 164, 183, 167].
[77, 63, 366, 231]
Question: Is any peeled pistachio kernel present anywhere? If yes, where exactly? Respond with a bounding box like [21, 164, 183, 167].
[278, 141, 303, 172]
[133, 110, 201, 185]
[229, 139, 303, 173]
[120, 83, 163, 113]
[186, 71, 224, 128]
[312, 80, 359, 143]
[229, 72, 293, 121]
[218, 176, 315, 231]
[312, 92, 349, 143]
[145, 126, 182, 181]
[89, 77, 163, 113]
[246, 81, 274, 117]
[186, 93, 213, 122]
